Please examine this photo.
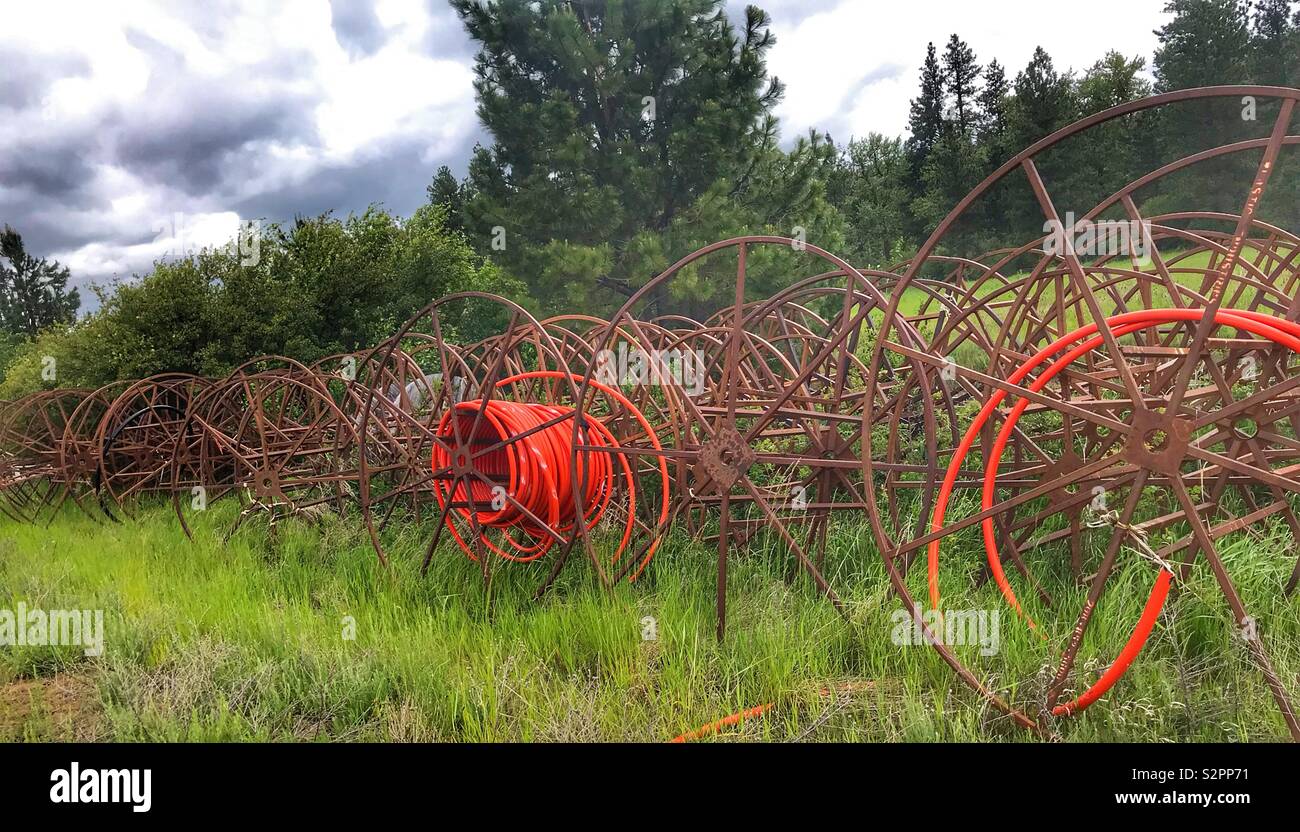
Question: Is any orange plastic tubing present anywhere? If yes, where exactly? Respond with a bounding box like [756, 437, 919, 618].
[430, 371, 670, 575]
[928, 308, 1300, 716]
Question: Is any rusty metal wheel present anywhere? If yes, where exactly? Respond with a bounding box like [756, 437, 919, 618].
[59, 381, 134, 522]
[94, 374, 211, 519]
[171, 358, 359, 538]
[865, 85, 1300, 738]
[577, 235, 940, 638]
[0, 389, 98, 524]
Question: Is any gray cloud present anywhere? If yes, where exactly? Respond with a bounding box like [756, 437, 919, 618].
[0, 49, 89, 110]
[231, 137, 478, 226]
[0, 0, 482, 308]
[330, 0, 388, 58]
[0, 134, 99, 203]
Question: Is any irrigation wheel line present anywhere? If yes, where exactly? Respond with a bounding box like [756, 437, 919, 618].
[575, 235, 945, 640]
[0, 389, 99, 525]
[170, 360, 361, 540]
[92, 373, 212, 521]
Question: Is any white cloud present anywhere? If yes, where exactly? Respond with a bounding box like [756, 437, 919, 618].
[765, 0, 1170, 142]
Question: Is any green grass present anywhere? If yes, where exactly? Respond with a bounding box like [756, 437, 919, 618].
[2, 496, 1297, 742]
[892, 244, 1295, 322]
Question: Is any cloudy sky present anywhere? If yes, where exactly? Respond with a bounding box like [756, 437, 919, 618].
[0, 0, 1170, 307]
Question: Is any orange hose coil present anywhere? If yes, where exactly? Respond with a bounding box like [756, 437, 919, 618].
[431, 371, 670, 574]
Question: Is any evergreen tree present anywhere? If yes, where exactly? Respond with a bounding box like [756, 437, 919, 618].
[911, 35, 987, 252]
[977, 59, 1010, 149]
[1248, 1, 1300, 226]
[1061, 53, 1155, 218]
[1078, 51, 1152, 112]
[1007, 47, 1077, 151]
[427, 165, 468, 233]
[973, 58, 1015, 254]
[0, 225, 80, 337]
[942, 34, 982, 136]
[1249, 0, 1298, 85]
[1001, 47, 1077, 239]
[829, 133, 910, 265]
[451, 0, 790, 313]
[906, 43, 946, 172]
[912, 126, 988, 251]
[1153, 0, 1256, 214]
[1155, 0, 1252, 89]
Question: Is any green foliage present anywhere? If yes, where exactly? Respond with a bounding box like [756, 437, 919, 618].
[0, 206, 506, 397]
[1051, 52, 1157, 219]
[1251, 0, 1300, 85]
[884, 3, 1297, 265]
[906, 42, 946, 178]
[0, 225, 80, 337]
[450, 0, 837, 315]
[827, 134, 910, 266]
[942, 35, 981, 136]
[1157, 0, 1254, 90]
[1153, 0, 1259, 215]
[427, 165, 469, 234]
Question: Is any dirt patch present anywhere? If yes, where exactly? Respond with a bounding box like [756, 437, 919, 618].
[0, 672, 105, 741]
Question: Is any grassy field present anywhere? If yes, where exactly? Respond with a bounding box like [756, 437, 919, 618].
[2, 496, 1297, 742]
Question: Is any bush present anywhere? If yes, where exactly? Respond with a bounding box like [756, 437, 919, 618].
[0, 205, 518, 395]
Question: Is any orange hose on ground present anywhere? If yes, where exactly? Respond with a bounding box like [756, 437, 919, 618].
[670, 703, 774, 743]
[669, 681, 877, 742]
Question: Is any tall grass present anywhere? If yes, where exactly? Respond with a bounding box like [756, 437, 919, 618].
[2, 495, 1296, 742]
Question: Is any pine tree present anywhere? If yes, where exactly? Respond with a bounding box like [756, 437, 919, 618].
[971, 59, 1015, 253]
[999, 47, 1077, 240]
[1248, 0, 1300, 226]
[1007, 47, 1077, 150]
[942, 34, 982, 136]
[1077, 52, 1151, 112]
[427, 165, 467, 233]
[906, 43, 946, 173]
[1060, 53, 1155, 219]
[910, 36, 986, 252]
[830, 133, 910, 264]
[1153, 0, 1256, 213]
[1154, 0, 1252, 89]
[451, 0, 787, 312]
[1250, 0, 1298, 84]
[977, 59, 1010, 147]
[0, 225, 80, 337]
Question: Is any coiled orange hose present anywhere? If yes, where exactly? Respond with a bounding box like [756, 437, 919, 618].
[431, 371, 669, 572]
